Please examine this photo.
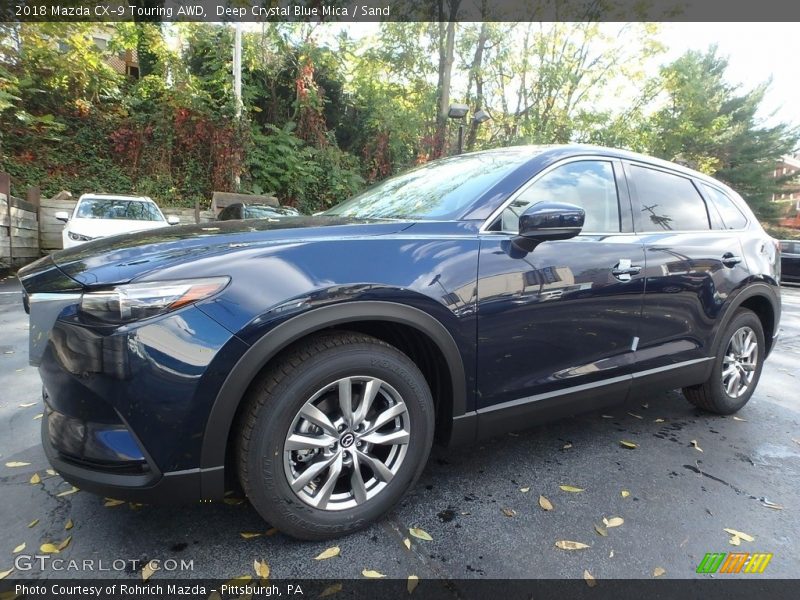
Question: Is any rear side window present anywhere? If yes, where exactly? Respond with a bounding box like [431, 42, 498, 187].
[631, 165, 710, 231]
[702, 184, 748, 229]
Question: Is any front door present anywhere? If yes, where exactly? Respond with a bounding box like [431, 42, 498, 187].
[475, 158, 645, 435]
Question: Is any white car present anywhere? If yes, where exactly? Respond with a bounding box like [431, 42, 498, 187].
[56, 194, 180, 249]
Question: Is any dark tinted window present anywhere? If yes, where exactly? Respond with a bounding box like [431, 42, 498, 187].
[702, 184, 748, 229]
[500, 161, 620, 233]
[632, 166, 710, 231]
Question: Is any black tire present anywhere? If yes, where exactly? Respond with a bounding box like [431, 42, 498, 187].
[683, 309, 765, 414]
[236, 332, 434, 540]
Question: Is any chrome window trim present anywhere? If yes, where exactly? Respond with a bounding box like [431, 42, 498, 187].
[478, 155, 621, 234]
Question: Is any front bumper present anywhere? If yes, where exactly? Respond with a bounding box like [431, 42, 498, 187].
[42, 407, 205, 504]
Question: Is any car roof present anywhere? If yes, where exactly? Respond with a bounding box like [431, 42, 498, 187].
[78, 194, 154, 202]
[467, 144, 734, 190]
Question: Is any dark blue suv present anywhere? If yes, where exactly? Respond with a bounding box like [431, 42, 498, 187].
[19, 145, 781, 540]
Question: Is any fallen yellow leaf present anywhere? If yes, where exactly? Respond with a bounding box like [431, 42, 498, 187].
[594, 524, 608, 536]
[409, 528, 432, 541]
[723, 528, 754, 542]
[628, 412, 643, 419]
[583, 569, 597, 587]
[407, 575, 419, 593]
[403, 538, 411, 550]
[559, 485, 584, 493]
[621, 490, 630, 498]
[555, 540, 590, 550]
[603, 516, 624, 528]
[5, 462, 30, 468]
[33, 413, 43, 420]
[39, 543, 60, 554]
[619, 440, 638, 449]
[56, 486, 78, 497]
[18, 403, 35, 408]
[562, 443, 573, 450]
[519, 486, 530, 493]
[690, 440, 703, 452]
[732, 416, 746, 422]
[12, 543, 25, 554]
[0, 568, 13, 580]
[729, 535, 741, 546]
[57, 536, 71, 551]
[654, 418, 665, 423]
[65, 519, 74, 531]
[539, 495, 553, 511]
[141, 560, 158, 582]
[27, 519, 39, 528]
[30, 473, 41, 485]
[362, 569, 386, 578]
[254, 559, 270, 579]
[103, 498, 125, 507]
[653, 567, 666, 577]
[239, 532, 262, 539]
[314, 546, 340, 560]
[46, 469, 56, 476]
[319, 583, 342, 598]
[501, 508, 516, 517]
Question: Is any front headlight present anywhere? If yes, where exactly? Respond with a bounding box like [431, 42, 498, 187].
[79, 277, 230, 324]
[68, 231, 93, 242]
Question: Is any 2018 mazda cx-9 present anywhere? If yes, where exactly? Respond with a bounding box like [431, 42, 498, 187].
[18, 145, 781, 540]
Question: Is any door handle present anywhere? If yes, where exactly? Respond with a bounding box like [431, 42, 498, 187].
[611, 259, 642, 281]
[721, 252, 743, 268]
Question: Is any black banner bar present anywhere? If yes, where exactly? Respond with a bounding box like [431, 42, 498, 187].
[2, 0, 800, 23]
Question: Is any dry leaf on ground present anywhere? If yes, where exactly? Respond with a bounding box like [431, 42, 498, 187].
[621, 490, 630, 498]
[239, 532, 261, 539]
[732, 416, 746, 422]
[583, 570, 596, 587]
[403, 538, 411, 550]
[39, 543, 59, 554]
[5, 462, 30, 468]
[30, 473, 41, 485]
[65, 519, 74, 530]
[628, 412, 643, 419]
[27, 519, 39, 528]
[57, 536, 71, 551]
[254, 559, 270, 579]
[0, 569, 13, 580]
[690, 440, 703, 452]
[555, 540, 590, 550]
[603, 517, 624, 528]
[619, 440, 638, 449]
[519, 486, 530, 493]
[409, 528, 432, 541]
[319, 583, 342, 598]
[653, 567, 666, 577]
[594, 524, 608, 536]
[314, 547, 340, 560]
[723, 528, 754, 542]
[104, 498, 125, 507]
[539, 495, 554, 511]
[18, 403, 35, 408]
[362, 569, 386, 578]
[141, 560, 158, 581]
[56, 486, 78, 497]
[407, 575, 420, 593]
[559, 485, 584, 493]
[501, 508, 516, 517]
[12, 543, 25, 554]
[562, 443, 573, 450]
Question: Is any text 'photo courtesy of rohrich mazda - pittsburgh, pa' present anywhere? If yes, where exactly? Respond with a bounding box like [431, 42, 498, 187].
[2, 2, 800, 599]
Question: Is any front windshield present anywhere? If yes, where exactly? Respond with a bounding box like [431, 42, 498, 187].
[76, 199, 164, 221]
[324, 149, 535, 220]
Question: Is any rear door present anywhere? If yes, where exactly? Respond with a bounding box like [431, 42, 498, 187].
[624, 162, 750, 387]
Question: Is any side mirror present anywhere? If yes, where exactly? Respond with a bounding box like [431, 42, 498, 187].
[55, 211, 70, 223]
[167, 215, 180, 225]
[517, 202, 585, 241]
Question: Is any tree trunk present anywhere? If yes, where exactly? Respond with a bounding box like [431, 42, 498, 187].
[433, 0, 460, 158]
[465, 19, 489, 151]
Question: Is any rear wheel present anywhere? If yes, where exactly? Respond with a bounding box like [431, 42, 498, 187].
[236, 332, 434, 540]
[683, 309, 765, 414]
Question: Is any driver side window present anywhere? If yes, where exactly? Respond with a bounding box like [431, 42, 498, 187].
[499, 160, 621, 233]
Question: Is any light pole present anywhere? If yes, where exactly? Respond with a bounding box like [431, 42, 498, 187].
[447, 104, 491, 155]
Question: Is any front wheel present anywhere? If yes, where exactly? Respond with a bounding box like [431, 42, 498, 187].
[683, 308, 765, 414]
[236, 332, 434, 540]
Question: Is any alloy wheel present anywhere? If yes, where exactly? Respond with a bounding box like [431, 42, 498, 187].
[721, 326, 758, 399]
[283, 376, 411, 511]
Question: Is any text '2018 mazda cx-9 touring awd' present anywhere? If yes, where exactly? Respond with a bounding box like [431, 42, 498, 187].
[18, 145, 781, 540]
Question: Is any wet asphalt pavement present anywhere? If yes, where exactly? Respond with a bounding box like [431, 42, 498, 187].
[1, 275, 798, 582]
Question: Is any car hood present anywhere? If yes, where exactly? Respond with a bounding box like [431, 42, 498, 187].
[37, 216, 412, 287]
[67, 218, 169, 239]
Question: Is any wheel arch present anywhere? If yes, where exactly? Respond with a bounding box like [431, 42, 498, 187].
[712, 283, 779, 358]
[198, 301, 468, 498]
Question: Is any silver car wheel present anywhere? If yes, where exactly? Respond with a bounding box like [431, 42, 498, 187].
[722, 326, 758, 399]
[283, 376, 411, 511]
